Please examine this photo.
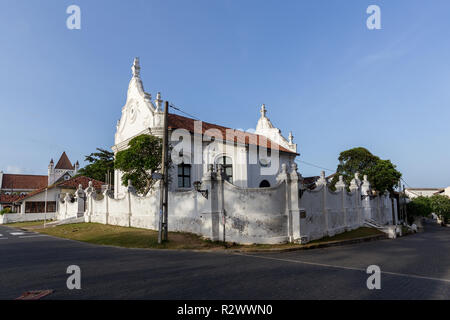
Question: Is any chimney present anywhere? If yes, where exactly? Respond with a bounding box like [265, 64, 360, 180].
[74, 161, 79, 175]
[48, 159, 54, 185]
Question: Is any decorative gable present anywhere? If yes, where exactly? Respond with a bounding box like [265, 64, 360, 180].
[115, 58, 163, 146]
[255, 104, 297, 153]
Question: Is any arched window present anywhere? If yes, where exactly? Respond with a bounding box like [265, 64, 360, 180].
[259, 180, 270, 188]
[216, 156, 233, 183]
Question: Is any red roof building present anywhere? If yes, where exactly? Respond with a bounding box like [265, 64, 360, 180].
[0, 152, 80, 211]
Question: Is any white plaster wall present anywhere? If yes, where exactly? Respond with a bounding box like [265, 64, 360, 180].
[129, 191, 159, 230]
[300, 187, 365, 241]
[346, 192, 360, 230]
[222, 181, 288, 244]
[169, 189, 205, 235]
[0, 212, 57, 224]
[59, 169, 399, 245]
[59, 199, 78, 220]
[300, 188, 326, 241]
[108, 195, 132, 227]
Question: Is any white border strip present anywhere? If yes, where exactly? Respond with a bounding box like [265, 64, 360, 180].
[235, 253, 450, 284]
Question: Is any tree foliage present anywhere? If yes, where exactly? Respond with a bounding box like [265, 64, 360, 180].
[367, 159, 402, 194]
[114, 134, 167, 196]
[77, 148, 114, 184]
[406, 195, 450, 225]
[406, 196, 432, 220]
[330, 147, 401, 193]
[430, 194, 450, 224]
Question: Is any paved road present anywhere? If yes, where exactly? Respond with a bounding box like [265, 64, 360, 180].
[0, 222, 449, 299]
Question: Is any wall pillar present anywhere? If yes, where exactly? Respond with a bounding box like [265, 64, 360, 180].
[200, 165, 220, 241]
[360, 175, 372, 221]
[84, 181, 96, 223]
[216, 165, 226, 242]
[127, 180, 136, 227]
[276, 164, 292, 242]
[350, 173, 362, 227]
[63, 193, 71, 220]
[75, 184, 86, 218]
[315, 171, 329, 237]
[103, 188, 110, 224]
[289, 163, 308, 243]
[335, 175, 347, 230]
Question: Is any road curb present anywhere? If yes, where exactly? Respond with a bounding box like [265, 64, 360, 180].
[6, 224, 388, 253]
[229, 234, 389, 253]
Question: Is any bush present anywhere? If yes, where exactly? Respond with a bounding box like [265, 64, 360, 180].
[430, 195, 450, 225]
[0, 207, 12, 215]
[406, 196, 432, 224]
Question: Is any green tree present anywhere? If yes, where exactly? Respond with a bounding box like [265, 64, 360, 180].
[330, 147, 401, 193]
[430, 194, 450, 224]
[406, 196, 432, 224]
[367, 159, 402, 194]
[77, 148, 114, 184]
[114, 134, 167, 195]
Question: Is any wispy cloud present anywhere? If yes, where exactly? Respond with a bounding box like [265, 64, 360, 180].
[5, 165, 23, 174]
[357, 49, 407, 67]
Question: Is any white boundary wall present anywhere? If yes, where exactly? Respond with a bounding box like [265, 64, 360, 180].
[57, 164, 397, 244]
[0, 212, 57, 224]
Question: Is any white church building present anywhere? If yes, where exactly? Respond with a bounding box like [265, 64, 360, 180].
[53, 58, 399, 245]
[113, 58, 298, 197]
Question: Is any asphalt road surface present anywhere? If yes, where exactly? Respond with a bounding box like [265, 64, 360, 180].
[0, 222, 449, 299]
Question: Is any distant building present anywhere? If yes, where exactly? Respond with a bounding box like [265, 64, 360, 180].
[0, 152, 79, 211]
[48, 151, 79, 185]
[434, 187, 450, 198]
[405, 188, 443, 199]
[0, 172, 47, 196]
[15, 176, 104, 214]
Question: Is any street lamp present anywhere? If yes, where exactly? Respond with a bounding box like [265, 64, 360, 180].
[193, 181, 208, 199]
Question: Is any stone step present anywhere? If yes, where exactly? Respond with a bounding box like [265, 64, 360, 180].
[48, 216, 84, 226]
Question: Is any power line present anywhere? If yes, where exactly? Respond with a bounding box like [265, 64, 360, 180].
[400, 177, 413, 189]
[296, 159, 335, 173]
[168, 103, 201, 121]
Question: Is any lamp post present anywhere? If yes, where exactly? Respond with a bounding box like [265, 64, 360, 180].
[193, 181, 208, 199]
[44, 188, 48, 228]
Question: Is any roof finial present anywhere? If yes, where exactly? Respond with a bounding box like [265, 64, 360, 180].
[288, 131, 294, 144]
[260, 104, 267, 118]
[155, 92, 162, 111]
[132, 57, 140, 78]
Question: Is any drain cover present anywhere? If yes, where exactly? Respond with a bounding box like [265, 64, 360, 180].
[16, 289, 54, 300]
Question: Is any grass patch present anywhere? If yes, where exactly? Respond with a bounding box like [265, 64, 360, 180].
[35, 223, 237, 250]
[238, 227, 384, 250]
[23, 223, 386, 251]
[308, 227, 384, 244]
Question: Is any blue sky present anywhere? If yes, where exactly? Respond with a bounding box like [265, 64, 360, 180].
[0, 0, 449, 188]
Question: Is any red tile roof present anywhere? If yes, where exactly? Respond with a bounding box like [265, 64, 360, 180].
[1, 174, 48, 190]
[57, 176, 104, 189]
[55, 152, 74, 170]
[0, 194, 23, 204]
[168, 113, 298, 155]
[16, 176, 105, 202]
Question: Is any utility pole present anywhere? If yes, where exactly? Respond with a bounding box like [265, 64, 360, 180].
[44, 188, 48, 228]
[403, 184, 408, 224]
[158, 100, 169, 243]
